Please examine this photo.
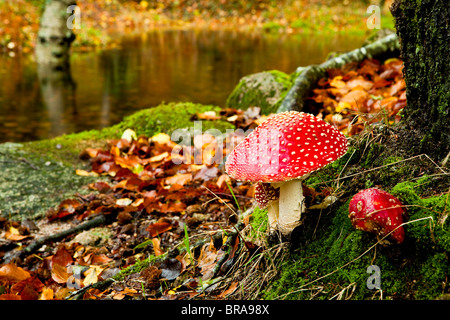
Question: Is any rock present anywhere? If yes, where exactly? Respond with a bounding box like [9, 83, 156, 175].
[226, 70, 294, 115]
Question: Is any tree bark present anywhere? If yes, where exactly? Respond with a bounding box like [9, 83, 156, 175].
[391, 0, 450, 162]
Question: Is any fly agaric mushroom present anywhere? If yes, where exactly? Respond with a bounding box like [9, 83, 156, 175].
[225, 111, 348, 235]
[348, 188, 405, 244]
[255, 183, 280, 230]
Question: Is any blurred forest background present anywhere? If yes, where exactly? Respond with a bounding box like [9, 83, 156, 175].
[0, 0, 394, 53]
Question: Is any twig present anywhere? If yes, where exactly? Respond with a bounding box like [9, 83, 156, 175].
[18, 157, 39, 170]
[66, 277, 115, 300]
[3, 214, 106, 263]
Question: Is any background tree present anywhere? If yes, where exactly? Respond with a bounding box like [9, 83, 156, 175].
[391, 0, 449, 162]
[35, 0, 77, 69]
[35, 0, 78, 138]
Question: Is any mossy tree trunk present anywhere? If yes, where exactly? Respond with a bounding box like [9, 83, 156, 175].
[391, 0, 449, 162]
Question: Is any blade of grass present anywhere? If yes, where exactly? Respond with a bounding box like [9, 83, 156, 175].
[225, 180, 241, 213]
[184, 224, 193, 261]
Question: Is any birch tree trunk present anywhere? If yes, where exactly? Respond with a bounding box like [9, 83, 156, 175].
[35, 0, 77, 69]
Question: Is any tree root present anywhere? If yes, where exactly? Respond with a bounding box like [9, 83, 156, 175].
[278, 33, 400, 113]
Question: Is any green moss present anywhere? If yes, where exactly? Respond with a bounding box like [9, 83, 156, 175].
[250, 206, 269, 236]
[262, 176, 449, 300]
[2, 102, 234, 221]
[104, 101, 234, 139]
[113, 254, 166, 281]
[390, 177, 450, 253]
[361, 142, 385, 168]
[226, 70, 293, 115]
[23, 102, 235, 167]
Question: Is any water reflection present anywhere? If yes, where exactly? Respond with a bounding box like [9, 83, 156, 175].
[0, 29, 366, 143]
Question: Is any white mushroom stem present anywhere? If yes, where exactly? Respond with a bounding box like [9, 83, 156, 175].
[278, 179, 305, 235]
[267, 200, 279, 231]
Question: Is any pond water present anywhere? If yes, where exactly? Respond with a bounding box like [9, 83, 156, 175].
[0, 29, 366, 143]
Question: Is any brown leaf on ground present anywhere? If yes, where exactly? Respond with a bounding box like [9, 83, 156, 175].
[10, 276, 44, 300]
[0, 263, 31, 282]
[51, 263, 70, 284]
[52, 246, 73, 267]
[146, 220, 173, 238]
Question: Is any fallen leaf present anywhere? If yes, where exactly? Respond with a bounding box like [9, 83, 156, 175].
[75, 169, 99, 177]
[88, 181, 111, 193]
[39, 288, 54, 300]
[346, 77, 373, 90]
[48, 199, 83, 221]
[216, 174, 231, 188]
[0, 294, 21, 300]
[197, 242, 219, 281]
[152, 237, 165, 256]
[196, 111, 221, 120]
[0, 263, 31, 282]
[113, 292, 126, 300]
[4, 226, 29, 241]
[220, 281, 239, 298]
[149, 152, 169, 162]
[51, 263, 70, 284]
[91, 254, 113, 265]
[335, 101, 352, 113]
[146, 221, 173, 238]
[149, 132, 168, 143]
[113, 287, 138, 300]
[121, 128, 137, 142]
[160, 257, 182, 281]
[116, 198, 133, 206]
[193, 165, 219, 181]
[389, 79, 406, 96]
[52, 246, 73, 267]
[165, 173, 192, 186]
[339, 89, 368, 106]
[11, 276, 44, 300]
[160, 201, 186, 213]
[83, 267, 99, 286]
[79, 147, 99, 159]
[330, 76, 346, 88]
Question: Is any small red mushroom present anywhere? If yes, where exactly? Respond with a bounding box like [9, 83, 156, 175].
[254, 182, 279, 209]
[225, 111, 348, 235]
[255, 182, 280, 230]
[348, 188, 405, 244]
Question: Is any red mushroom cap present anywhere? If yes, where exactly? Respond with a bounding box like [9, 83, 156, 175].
[348, 188, 405, 244]
[225, 111, 348, 183]
[254, 182, 279, 209]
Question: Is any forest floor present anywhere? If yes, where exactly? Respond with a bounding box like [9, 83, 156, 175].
[1, 0, 448, 302]
[2, 56, 435, 301]
[0, 0, 395, 54]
